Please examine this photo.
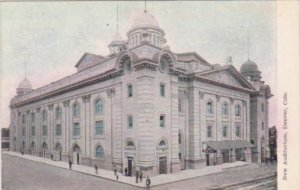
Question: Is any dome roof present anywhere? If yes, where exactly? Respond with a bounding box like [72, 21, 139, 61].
[18, 78, 32, 89]
[131, 11, 160, 30]
[240, 59, 259, 73]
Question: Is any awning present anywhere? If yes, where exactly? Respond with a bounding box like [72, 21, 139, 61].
[206, 140, 255, 150]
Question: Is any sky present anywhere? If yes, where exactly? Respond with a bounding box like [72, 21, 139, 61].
[0, 1, 277, 128]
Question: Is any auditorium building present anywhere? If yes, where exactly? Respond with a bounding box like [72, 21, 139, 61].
[9, 10, 272, 176]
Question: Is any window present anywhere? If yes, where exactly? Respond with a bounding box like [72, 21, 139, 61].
[207, 101, 213, 115]
[42, 111, 47, 122]
[31, 126, 35, 136]
[235, 105, 241, 117]
[261, 103, 264, 112]
[73, 103, 80, 117]
[207, 126, 212, 137]
[178, 99, 182, 112]
[31, 113, 36, 123]
[22, 127, 25, 136]
[73, 123, 80, 137]
[160, 84, 165, 97]
[95, 99, 103, 115]
[235, 125, 241, 137]
[159, 140, 167, 147]
[42, 125, 47, 136]
[56, 124, 62, 136]
[128, 115, 133, 128]
[95, 121, 104, 135]
[222, 125, 227, 137]
[178, 133, 182, 144]
[128, 84, 133, 97]
[95, 145, 104, 159]
[56, 107, 62, 120]
[22, 115, 26, 124]
[127, 140, 134, 147]
[22, 141, 26, 149]
[261, 122, 264, 130]
[222, 102, 228, 116]
[160, 115, 165, 128]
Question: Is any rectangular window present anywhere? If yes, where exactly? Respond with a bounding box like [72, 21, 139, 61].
[128, 84, 133, 97]
[73, 123, 80, 137]
[95, 121, 104, 135]
[56, 124, 62, 136]
[261, 122, 264, 130]
[42, 125, 47, 136]
[178, 99, 182, 112]
[222, 125, 227, 137]
[31, 126, 35, 136]
[235, 125, 241, 137]
[22, 127, 26, 136]
[160, 115, 165, 128]
[128, 115, 133, 128]
[207, 126, 212, 137]
[160, 84, 165, 97]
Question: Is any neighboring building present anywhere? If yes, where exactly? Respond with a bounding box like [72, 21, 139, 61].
[2, 128, 10, 151]
[9, 10, 272, 176]
[269, 126, 277, 161]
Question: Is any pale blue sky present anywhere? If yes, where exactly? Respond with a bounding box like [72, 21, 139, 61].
[0, 1, 277, 128]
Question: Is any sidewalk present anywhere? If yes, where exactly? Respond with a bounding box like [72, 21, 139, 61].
[3, 151, 249, 187]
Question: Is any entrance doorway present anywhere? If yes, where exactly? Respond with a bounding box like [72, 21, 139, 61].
[127, 157, 133, 176]
[42, 142, 48, 158]
[72, 144, 80, 164]
[222, 150, 230, 163]
[159, 156, 167, 174]
[206, 154, 210, 166]
[55, 143, 62, 161]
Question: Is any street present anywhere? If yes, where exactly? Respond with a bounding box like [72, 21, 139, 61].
[2, 154, 276, 190]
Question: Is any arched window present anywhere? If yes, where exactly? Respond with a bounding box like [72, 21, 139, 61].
[159, 140, 167, 147]
[126, 140, 134, 147]
[73, 103, 80, 117]
[207, 101, 213, 115]
[222, 102, 229, 116]
[178, 133, 182, 144]
[95, 99, 103, 115]
[56, 107, 62, 120]
[42, 110, 47, 122]
[235, 105, 241, 117]
[95, 145, 104, 159]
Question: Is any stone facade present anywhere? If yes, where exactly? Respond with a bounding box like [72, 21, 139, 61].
[9, 11, 272, 176]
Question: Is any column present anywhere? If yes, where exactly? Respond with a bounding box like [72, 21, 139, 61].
[36, 108, 41, 152]
[199, 91, 205, 161]
[26, 110, 30, 153]
[170, 77, 180, 173]
[63, 100, 70, 158]
[47, 104, 54, 152]
[216, 95, 221, 141]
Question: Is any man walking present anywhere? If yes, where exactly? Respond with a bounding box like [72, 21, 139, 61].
[113, 165, 117, 176]
[146, 176, 151, 190]
[139, 170, 143, 182]
[69, 159, 73, 170]
[94, 165, 98, 174]
[135, 170, 139, 183]
[124, 167, 128, 176]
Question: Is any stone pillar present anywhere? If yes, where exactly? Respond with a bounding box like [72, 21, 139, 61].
[170, 77, 181, 173]
[216, 95, 221, 141]
[47, 104, 54, 152]
[199, 91, 205, 162]
[36, 108, 41, 152]
[26, 110, 30, 153]
[63, 100, 70, 159]
[230, 98, 235, 141]
[243, 100, 247, 140]
[187, 85, 201, 168]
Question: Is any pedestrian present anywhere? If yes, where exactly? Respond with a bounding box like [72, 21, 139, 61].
[21, 151, 24, 155]
[113, 165, 117, 176]
[51, 154, 53, 160]
[69, 159, 73, 170]
[139, 170, 143, 182]
[95, 165, 98, 174]
[135, 170, 139, 183]
[146, 176, 151, 190]
[124, 167, 128, 176]
[116, 174, 119, 180]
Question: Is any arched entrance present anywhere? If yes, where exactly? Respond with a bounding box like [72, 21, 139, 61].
[42, 142, 48, 158]
[55, 143, 63, 161]
[72, 144, 80, 164]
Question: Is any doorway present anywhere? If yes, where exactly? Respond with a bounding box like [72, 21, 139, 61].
[159, 156, 167, 174]
[127, 157, 133, 176]
[222, 150, 230, 163]
[72, 144, 80, 164]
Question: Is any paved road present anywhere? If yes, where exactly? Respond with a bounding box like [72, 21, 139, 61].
[2, 154, 277, 190]
[2, 154, 141, 190]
